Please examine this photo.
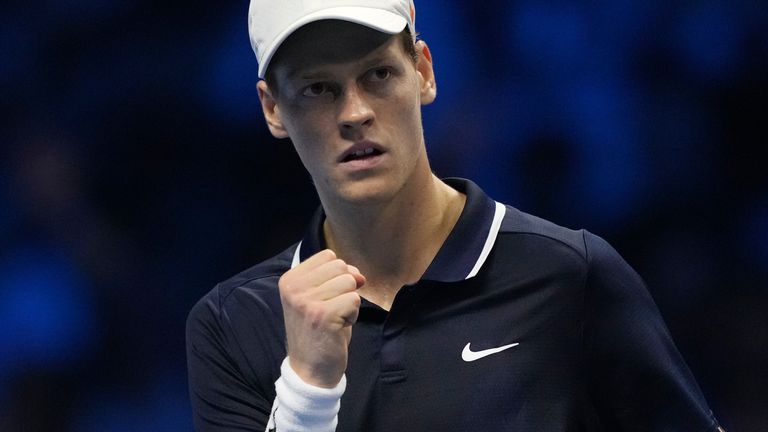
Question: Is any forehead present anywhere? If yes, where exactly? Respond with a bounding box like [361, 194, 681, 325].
[268, 20, 400, 79]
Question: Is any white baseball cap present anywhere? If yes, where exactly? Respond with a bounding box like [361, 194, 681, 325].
[248, 0, 416, 78]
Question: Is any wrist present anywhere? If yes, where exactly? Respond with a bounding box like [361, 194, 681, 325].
[267, 357, 346, 432]
[288, 356, 344, 389]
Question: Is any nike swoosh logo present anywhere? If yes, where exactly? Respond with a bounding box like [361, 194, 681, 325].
[461, 342, 519, 362]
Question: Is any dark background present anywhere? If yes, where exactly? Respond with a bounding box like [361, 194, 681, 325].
[1, 1, 766, 430]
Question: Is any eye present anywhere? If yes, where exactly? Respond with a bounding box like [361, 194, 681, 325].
[368, 67, 392, 82]
[302, 82, 329, 97]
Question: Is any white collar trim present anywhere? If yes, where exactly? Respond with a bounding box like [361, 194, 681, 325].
[465, 201, 506, 279]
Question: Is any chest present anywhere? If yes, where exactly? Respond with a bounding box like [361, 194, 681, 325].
[339, 266, 589, 431]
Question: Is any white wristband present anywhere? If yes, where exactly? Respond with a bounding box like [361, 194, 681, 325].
[266, 357, 346, 432]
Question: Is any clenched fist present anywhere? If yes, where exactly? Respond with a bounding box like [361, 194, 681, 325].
[278, 249, 365, 388]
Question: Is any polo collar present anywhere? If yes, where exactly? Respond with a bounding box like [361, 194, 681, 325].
[291, 178, 506, 282]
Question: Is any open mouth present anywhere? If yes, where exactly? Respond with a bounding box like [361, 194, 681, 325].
[341, 147, 384, 163]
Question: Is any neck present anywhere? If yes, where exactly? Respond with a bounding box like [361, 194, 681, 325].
[321, 175, 465, 306]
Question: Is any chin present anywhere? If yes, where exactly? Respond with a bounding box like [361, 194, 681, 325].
[332, 177, 402, 205]
[337, 186, 391, 205]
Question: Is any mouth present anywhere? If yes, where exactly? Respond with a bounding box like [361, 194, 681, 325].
[339, 143, 385, 164]
[341, 147, 384, 163]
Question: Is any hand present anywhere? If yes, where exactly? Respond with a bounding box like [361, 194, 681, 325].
[278, 249, 365, 388]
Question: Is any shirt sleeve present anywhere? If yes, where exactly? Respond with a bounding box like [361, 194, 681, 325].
[186, 286, 273, 431]
[582, 231, 722, 431]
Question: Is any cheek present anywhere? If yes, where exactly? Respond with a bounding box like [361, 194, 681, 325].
[283, 110, 332, 148]
[389, 88, 423, 136]
[403, 77, 424, 117]
[280, 110, 339, 178]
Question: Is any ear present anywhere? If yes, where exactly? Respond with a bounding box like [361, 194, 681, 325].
[415, 40, 437, 105]
[257, 80, 289, 139]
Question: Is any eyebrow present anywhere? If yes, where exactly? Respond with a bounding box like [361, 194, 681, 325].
[360, 53, 394, 71]
[285, 52, 397, 82]
[296, 71, 333, 81]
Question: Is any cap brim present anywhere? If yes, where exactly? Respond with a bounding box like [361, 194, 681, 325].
[258, 7, 408, 78]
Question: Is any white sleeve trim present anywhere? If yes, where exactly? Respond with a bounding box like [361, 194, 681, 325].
[265, 357, 345, 432]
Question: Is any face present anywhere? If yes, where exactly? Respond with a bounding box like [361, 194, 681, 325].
[257, 20, 437, 206]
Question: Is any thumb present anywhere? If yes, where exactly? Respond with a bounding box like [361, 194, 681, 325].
[347, 265, 366, 288]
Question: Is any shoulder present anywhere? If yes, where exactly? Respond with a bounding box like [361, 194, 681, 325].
[186, 243, 296, 345]
[497, 204, 627, 269]
[195, 243, 294, 313]
[498, 205, 587, 258]
[219, 243, 296, 303]
[185, 244, 296, 391]
[492, 204, 635, 290]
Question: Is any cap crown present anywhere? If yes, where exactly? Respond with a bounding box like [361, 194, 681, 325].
[248, 0, 416, 78]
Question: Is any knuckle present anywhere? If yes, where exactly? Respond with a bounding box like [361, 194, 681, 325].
[331, 259, 348, 272]
[278, 273, 295, 291]
[280, 282, 309, 307]
[281, 292, 303, 311]
[292, 297, 309, 313]
[348, 292, 361, 308]
[320, 249, 336, 260]
[341, 273, 357, 288]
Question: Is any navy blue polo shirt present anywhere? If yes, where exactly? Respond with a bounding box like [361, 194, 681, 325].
[187, 178, 721, 431]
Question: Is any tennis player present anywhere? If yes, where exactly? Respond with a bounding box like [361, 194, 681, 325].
[187, 1, 725, 430]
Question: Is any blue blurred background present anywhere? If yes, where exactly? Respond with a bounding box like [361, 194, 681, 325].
[1, 0, 767, 430]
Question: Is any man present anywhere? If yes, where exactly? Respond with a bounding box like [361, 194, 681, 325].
[187, 1, 725, 430]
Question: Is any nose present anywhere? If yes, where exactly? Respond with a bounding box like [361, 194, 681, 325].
[337, 85, 374, 138]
